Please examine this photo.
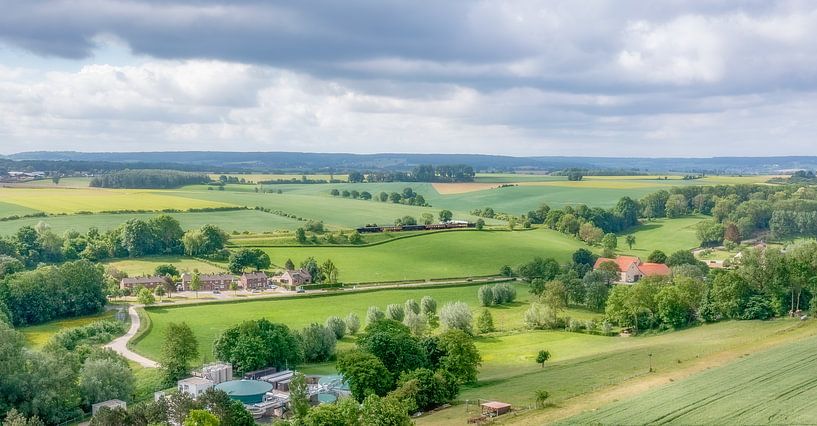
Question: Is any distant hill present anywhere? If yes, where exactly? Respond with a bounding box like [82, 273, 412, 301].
[8, 151, 817, 174]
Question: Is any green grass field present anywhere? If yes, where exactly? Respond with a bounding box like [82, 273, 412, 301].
[420, 319, 815, 425]
[103, 256, 227, 276]
[208, 173, 348, 183]
[0, 209, 303, 235]
[0, 187, 233, 214]
[134, 281, 575, 363]
[560, 326, 817, 425]
[620, 216, 705, 255]
[18, 309, 119, 349]
[255, 229, 589, 282]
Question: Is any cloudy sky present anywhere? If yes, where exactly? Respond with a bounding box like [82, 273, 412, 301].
[1, 0, 816, 156]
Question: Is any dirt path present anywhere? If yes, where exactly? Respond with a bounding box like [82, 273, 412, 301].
[105, 305, 159, 368]
[506, 321, 817, 425]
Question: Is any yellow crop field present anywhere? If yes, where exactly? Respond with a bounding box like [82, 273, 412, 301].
[0, 188, 234, 213]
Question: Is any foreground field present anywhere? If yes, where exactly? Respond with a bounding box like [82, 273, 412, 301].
[560, 326, 817, 425]
[256, 229, 589, 282]
[103, 256, 227, 276]
[621, 216, 705, 255]
[420, 319, 816, 425]
[19, 309, 119, 349]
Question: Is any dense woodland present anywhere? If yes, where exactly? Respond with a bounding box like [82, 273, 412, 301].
[89, 170, 211, 189]
[350, 164, 475, 183]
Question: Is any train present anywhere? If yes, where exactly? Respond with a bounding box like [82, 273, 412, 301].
[356, 221, 475, 233]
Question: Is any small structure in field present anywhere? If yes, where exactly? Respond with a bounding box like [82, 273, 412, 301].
[178, 376, 214, 398]
[480, 401, 511, 417]
[92, 399, 127, 415]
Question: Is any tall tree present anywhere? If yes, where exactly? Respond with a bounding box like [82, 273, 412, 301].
[160, 322, 199, 386]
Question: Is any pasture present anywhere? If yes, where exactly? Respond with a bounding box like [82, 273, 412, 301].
[0, 209, 303, 235]
[134, 281, 549, 362]
[255, 229, 589, 282]
[420, 319, 816, 425]
[103, 256, 227, 276]
[559, 325, 817, 425]
[18, 309, 119, 349]
[620, 216, 705, 255]
[0, 187, 232, 214]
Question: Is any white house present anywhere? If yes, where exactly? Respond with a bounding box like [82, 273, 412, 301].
[178, 377, 214, 398]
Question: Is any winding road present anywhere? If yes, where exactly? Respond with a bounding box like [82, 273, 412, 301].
[105, 305, 159, 368]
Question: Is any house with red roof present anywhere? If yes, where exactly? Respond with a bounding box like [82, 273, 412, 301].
[594, 255, 670, 283]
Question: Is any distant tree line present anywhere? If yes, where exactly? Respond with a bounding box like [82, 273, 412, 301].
[90, 169, 210, 189]
[349, 164, 475, 183]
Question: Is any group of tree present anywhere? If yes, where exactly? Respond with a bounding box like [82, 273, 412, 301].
[371, 187, 429, 206]
[325, 318, 480, 422]
[227, 248, 271, 274]
[354, 164, 475, 183]
[90, 169, 210, 189]
[0, 315, 136, 424]
[367, 295, 441, 337]
[329, 188, 373, 200]
[0, 217, 229, 274]
[477, 283, 517, 307]
[0, 260, 107, 326]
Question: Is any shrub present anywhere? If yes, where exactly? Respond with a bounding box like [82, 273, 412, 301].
[299, 324, 336, 363]
[404, 299, 420, 315]
[420, 296, 437, 316]
[403, 310, 427, 336]
[325, 316, 346, 339]
[477, 310, 494, 334]
[524, 303, 560, 330]
[346, 313, 361, 335]
[366, 306, 385, 324]
[439, 302, 473, 334]
[477, 285, 494, 307]
[386, 304, 405, 322]
[493, 283, 517, 304]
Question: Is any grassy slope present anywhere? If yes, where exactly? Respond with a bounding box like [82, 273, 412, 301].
[0, 200, 41, 217]
[134, 282, 570, 363]
[18, 310, 118, 349]
[0, 209, 303, 235]
[103, 256, 227, 275]
[419, 319, 814, 425]
[619, 216, 705, 255]
[559, 325, 817, 425]
[257, 229, 589, 282]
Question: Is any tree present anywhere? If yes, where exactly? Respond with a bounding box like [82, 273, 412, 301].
[534, 389, 550, 408]
[440, 302, 473, 334]
[360, 395, 412, 426]
[197, 389, 255, 426]
[437, 329, 481, 384]
[647, 250, 668, 264]
[229, 281, 238, 296]
[325, 316, 346, 339]
[438, 210, 453, 222]
[536, 350, 551, 368]
[137, 287, 156, 305]
[299, 323, 336, 363]
[366, 306, 385, 324]
[160, 322, 199, 386]
[79, 358, 135, 405]
[155, 264, 179, 278]
[601, 233, 618, 253]
[189, 272, 202, 298]
[346, 313, 361, 335]
[517, 257, 561, 282]
[154, 285, 166, 302]
[420, 296, 437, 317]
[336, 350, 393, 402]
[228, 249, 270, 274]
[625, 235, 636, 250]
[213, 319, 302, 374]
[475, 218, 485, 230]
[724, 222, 741, 244]
[2, 409, 45, 426]
[402, 310, 427, 336]
[578, 222, 604, 245]
[289, 372, 310, 420]
[358, 320, 427, 375]
[295, 228, 307, 244]
[508, 217, 517, 231]
[696, 220, 725, 246]
[665, 194, 688, 218]
[321, 259, 339, 284]
[477, 309, 494, 334]
[541, 280, 568, 313]
[285, 258, 296, 270]
[183, 409, 219, 426]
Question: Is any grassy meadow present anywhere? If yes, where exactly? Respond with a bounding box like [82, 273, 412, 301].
[559, 326, 817, 425]
[103, 256, 227, 276]
[619, 216, 705, 256]
[18, 309, 119, 349]
[256, 229, 589, 282]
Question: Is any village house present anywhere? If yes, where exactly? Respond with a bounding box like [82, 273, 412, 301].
[240, 272, 269, 290]
[180, 273, 237, 291]
[593, 255, 670, 283]
[120, 276, 167, 290]
[272, 269, 312, 291]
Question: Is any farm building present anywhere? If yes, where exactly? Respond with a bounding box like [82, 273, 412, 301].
[180, 273, 237, 291]
[594, 256, 670, 283]
[481, 401, 512, 417]
[120, 276, 166, 290]
[272, 269, 312, 290]
[178, 377, 214, 398]
[240, 272, 269, 290]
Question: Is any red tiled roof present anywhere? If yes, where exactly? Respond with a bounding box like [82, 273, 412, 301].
[637, 263, 671, 276]
[593, 256, 640, 272]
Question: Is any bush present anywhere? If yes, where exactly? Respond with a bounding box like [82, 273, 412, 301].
[299, 323, 336, 363]
[366, 306, 385, 324]
[524, 303, 559, 330]
[567, 318, 583, 332]
[346, 313, 361, 335]
[477, 310, 494, 334]
[420, 296, 437, 316]
[439, 302, 473, 334]
[386, 304, 405, 322]
[137, 288, 155, 305]
[325, 316, 346, 340]
[404, 299, 420, 315]
[493, 283, 517, 304]
[402, 310, 427, 336]
[477, 285, 494, 307]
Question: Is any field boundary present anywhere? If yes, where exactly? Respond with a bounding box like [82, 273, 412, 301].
[127, 306, 153, 350]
